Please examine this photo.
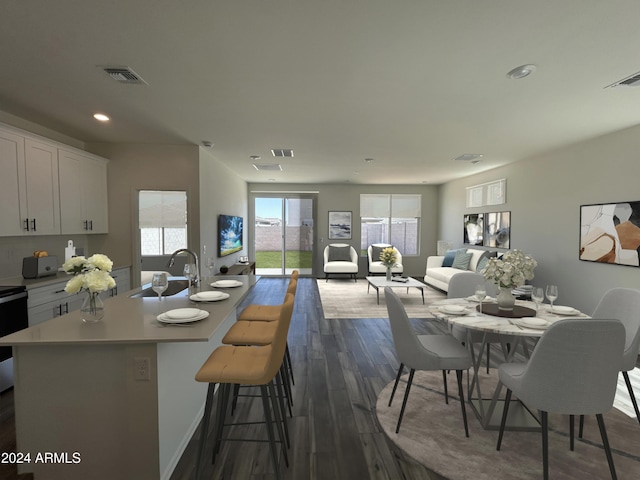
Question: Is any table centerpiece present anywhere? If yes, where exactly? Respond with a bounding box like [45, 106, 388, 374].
[480, 249, 537, 311]
[380, 247, 399, 281]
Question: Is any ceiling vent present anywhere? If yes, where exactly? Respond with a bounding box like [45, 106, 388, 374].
[271, 149, 294, 157]
[605, 71, 640, 89]
[253, 163, 283, 171]
[100, 66, 148, 85]
[454, 153, 483, 162]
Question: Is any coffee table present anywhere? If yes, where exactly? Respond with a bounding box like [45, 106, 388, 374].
[365, 276, 426, 304]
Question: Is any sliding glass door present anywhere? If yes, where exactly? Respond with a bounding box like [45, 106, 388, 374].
[253, 195, 315, 276]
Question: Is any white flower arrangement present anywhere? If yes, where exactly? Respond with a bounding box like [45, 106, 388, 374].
[380, 247, 398, 268]
[63, 254, 116, 294]
[480, 249, 537, 289]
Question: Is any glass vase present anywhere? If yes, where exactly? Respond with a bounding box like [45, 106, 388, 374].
[497, 287, 516, 311]
[81, 291, 104, 323]
[386, 267, 392, 281]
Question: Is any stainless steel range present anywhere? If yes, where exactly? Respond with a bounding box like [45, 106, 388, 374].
[0, 285, 28, 391]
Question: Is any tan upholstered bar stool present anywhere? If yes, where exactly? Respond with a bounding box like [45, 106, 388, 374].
[237, 272, 298, 322]
[194, 293, 295, 480]
[223, 291, 296, 415]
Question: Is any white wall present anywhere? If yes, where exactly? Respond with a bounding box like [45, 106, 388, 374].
[439, 123, 640, 314]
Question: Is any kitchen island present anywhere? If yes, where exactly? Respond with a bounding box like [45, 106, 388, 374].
[0, 275, 258, 480]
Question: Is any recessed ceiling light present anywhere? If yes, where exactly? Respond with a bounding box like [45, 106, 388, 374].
[202, 141, 214, 148]
[250, 155, 261, 160]
[506, 64, 537, 80]
[364, 158, 374, 163]
[93, 113, 110, 122]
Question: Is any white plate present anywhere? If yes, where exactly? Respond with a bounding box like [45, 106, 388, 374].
[550, 305, 578, 315]
[164, 308, 202, 319]
[515, 317, 549, 329]
[440, 305, 469, 315]
[190, 291, 230, 302]
[211, 280, 243, 288]
[157, 310, 209, 324]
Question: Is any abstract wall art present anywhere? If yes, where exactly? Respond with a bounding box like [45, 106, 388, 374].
[463, 213, 484, 246]
[328, 211, 352, 240]
[484, 211, 511, 249]
[580, 201, 640, 266]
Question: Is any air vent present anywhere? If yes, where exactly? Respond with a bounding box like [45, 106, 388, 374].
[454, 153, 483, 162]
[605, 71, 640, 89]
[101, 66, 148, 85]
[271, 149, 294, 157]
[253, 163, 283, 171]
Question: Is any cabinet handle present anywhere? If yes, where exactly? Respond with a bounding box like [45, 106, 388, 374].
[63, 302, 69, 314]
[83, 220, 88, 230]
[31, 219, 37, 231]
[89, 220, 93, 231]
[24, 218, 30, 231]
[56, 304, 62, 317]
[54, 289, 66, 294]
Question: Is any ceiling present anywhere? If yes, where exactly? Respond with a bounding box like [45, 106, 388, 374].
[2, 1, 640, 185]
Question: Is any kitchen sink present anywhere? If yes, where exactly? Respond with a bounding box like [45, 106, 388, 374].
[130, 279, 190, 298]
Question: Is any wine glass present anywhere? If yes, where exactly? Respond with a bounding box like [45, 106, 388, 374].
[151, 273, 168, 301]
[205, 257, 216, 278]
[184, 263, 197, 287]
[546, 285, 558, 309]
[531, 287, 544, 313]
[474, 284, 487, 316]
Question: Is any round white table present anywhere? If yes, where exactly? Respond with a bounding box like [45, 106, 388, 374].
[429, 298, 588, 430]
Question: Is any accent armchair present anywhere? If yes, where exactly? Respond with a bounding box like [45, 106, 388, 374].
[323, 244, 358, 282]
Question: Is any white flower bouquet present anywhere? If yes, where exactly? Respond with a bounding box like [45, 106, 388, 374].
[480, 249, 537, 289]
[63, 254, 116, 294]
[379, 247, 398, 268]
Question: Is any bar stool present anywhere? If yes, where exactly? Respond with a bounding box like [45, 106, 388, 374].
[194, 293, 295, 480]
[222, 294, 295, 415]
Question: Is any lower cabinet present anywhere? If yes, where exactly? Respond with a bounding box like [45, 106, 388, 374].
[27, 267, 131, 327]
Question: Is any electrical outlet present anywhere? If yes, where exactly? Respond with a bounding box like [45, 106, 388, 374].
[134, 357, 150, 381]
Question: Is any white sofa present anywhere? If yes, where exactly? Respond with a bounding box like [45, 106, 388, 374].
[424, 248, 496, 293]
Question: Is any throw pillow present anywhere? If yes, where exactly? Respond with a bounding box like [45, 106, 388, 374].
[451, 251, 473, 270]
[476, 256, 490, 273]
[371, 245, 391, 263]
[442, 249, 459, 267]
[328, 245, 352, 262]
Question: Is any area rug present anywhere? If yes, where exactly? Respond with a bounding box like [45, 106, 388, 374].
[375, 370, 640, 480]
[316, 278, 445, 319]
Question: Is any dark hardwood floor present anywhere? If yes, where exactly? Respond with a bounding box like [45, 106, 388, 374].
[169, 276, 447, 480]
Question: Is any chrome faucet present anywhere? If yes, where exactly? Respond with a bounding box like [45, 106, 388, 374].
[168, 248, 200, 287]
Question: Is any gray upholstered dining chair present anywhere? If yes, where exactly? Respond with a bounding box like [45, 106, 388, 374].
[385, 287, 472, 436]
[448, 272, 508, 373]
[496, 318, 625, 480]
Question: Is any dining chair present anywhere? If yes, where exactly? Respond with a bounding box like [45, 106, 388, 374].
[496, 318, 625, 480]
[448, 272, 509, 373]
[385, 287, 472, 436]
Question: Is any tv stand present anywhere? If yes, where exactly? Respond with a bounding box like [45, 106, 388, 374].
[221, 261, 256, 275]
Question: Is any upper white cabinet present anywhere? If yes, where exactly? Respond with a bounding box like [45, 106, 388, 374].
[23, 138, 61, 235]
[0, 123, 109, 237]
[0, 130, 60, 236]
[59, 149, 108, 234]
[0, 129, 27, 236]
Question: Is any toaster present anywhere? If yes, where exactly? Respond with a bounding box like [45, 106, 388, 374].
[22, 255, 59, 279]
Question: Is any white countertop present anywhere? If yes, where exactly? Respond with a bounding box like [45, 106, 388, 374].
[0, 275, 257, 346]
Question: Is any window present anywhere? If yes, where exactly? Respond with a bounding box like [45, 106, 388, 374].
[360, 194, 420, 255]
[139, 190, 187, 255]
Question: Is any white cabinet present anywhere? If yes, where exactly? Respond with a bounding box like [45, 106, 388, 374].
[27, 279, 83, 327]
[0, 130, 60, 236]
[0, 129, 27, 236]
[109, 266, 131, 297]
[23, 138, 61, 235]
[59, 149, 109, 234]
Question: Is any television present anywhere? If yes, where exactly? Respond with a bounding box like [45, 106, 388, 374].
[218, 214, 244, 257]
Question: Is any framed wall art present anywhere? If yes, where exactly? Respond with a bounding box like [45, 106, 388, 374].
[580, 201, 640, 266]
[463, 213, 484, 246]
[484, 211, 510, 249]
[328, 211, 352, 240]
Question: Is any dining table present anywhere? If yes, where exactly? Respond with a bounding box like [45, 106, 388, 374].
[428, 296, 590, 431]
